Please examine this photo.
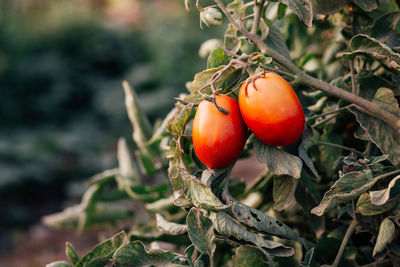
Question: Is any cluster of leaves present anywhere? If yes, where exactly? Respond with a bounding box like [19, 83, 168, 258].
[46, 0, 400, 266]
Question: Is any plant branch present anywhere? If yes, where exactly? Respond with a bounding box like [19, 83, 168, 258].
[307, 104, 355, 121]
[330, 219, 357, 267]
[214, 0, 400, 134]
[250, 0, 265, 35]
[317, 141, 364, 156]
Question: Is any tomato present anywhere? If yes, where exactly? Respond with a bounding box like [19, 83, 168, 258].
[238, 72, 305, 146]
[192, 95, 248, 169]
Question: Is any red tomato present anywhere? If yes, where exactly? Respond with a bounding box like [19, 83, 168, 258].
[238, 72, 305, 146]
[192, 95, 248, 169]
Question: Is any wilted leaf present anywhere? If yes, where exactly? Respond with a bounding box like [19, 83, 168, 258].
[232, 246, 270, 267]
[166, 104, 193, 137]
[224, 24, 241, 54]
[231, 201, 302, 243]
[273, 175, 298, 211]
[46, 261, 72, 267]
[207, 48, 231, 68]
[122, 81, 152, 150]
[210, 211, 294, 257]
[191, 66, 238, 94]
[66, 242, 80, 265]
[356, 193, 397, 216]
[352, 0, 377, 12]
[113, 241, 189, 267]
[370, 175, 400, 205]
[311, 0, 347, 15]
[372, 11, 400, 40]
[145, 196, 176, 213]
[350, 88, 400, 166]
[77, 231, 127, 267]
[87, 168, 119, 186]
[78, 184, 102, 232]
[156, 213, 188, 235]
[265, 24, 291, 60]
[341, 34, 400, 72]
[311, 169, 386, 216]
[298, 126, 320, 178]
[254, 138, 302, 179]
[278, 0, 313, 27]
[187, 208, 216, 263]
[373, 218, 396, 257]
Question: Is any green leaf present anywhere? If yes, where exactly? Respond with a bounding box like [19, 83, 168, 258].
[231, 201, 302, 243]
[373, 218, 396, 257]
[116, 138, 141, 192]
[350, 88, 400, 166]
[277, 0, 313, 27]
[370, 175, 400, 205]
[298, 126, 320, 178]
[122, 81, 152, 150]
[145, 196, 176, 213]
[352, 0, 377, 12]
[113, 241, 189, 267]
[311, 169, 389, 216]
[77, 231, 127, 267]
[66, 242, 80, 265]
[77, 184, 103, 232]
[254, 138, 302, 179]
[46, 261, 72, 267]
[135, 150, 160, 175]
[273, 175, 298, 211]
[311, 0, 347, 15]
[224, 24, 241, 54]
[207, 48, 231, 68]
[187, 208, 216, 263]
[319, 132, 342, 177]
[341, 34, 400, 72]
[265, 23, 291, 60]
[166, 104, 193, 137]
[156, 213, 188, 235]
[210, 211, 294, 257]
[168, 161, 229, 211]
[87, 169, 118, 186]
[356, 193, 397, 216]
[372, 11, 400, 40]
[232, 245, 270, 267]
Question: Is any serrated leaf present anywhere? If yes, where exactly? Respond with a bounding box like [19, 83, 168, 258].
[353, 0, 377, 12]
[298, 126, 320, 178]
[77, 231, 127, 267]
[372, 11, 400, 40]
[350, 88, 400, 166]
[341, 34, 400, 72]
[373, 218, 396, 257]
[187, 208, 216, 263]
[273, 175, 298, 211]
[231, 201, 302, 243]
[310, 169, 391, 216]
[66, 242, 80, 265]
[356, 193, 397, 216]
[46, 261, 72, 267]
[265, 23, 291, 60]
[278, 0, 313, 27]
[113, 241, 189, 267]
[122, 81, 152, 150]
[311, 0, 347, 15]
[232, 245, 270, 267]
[156, 213, 188, 235]
[370, 175, 400, 206]
[207, 48, 231, 68]
[254, 138, 302, 179]
[210, 211, 294, 257]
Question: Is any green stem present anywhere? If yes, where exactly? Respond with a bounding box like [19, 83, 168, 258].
[317, 141, 364, 156]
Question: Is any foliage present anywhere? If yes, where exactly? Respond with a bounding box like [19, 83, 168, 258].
[46, 0, 400, 266]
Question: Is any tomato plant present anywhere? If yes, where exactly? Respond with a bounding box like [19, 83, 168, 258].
[239, 72, 305, 146]
[45, 1, 400, 267]
[192, 95, 248, 169]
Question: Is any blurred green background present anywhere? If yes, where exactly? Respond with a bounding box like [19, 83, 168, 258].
[0, 0, 221, 263]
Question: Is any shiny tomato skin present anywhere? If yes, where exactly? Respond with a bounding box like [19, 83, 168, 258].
[238, 72, 305, 146]
[192, 95, 248, 169]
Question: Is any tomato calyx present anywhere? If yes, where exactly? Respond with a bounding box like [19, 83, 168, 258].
[205, 95, 230, 114]
[243, 71, 270, 97]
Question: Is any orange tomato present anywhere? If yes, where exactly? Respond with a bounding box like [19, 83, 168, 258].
[238, 72, 305, 146]
[192, 95, 248, 169]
